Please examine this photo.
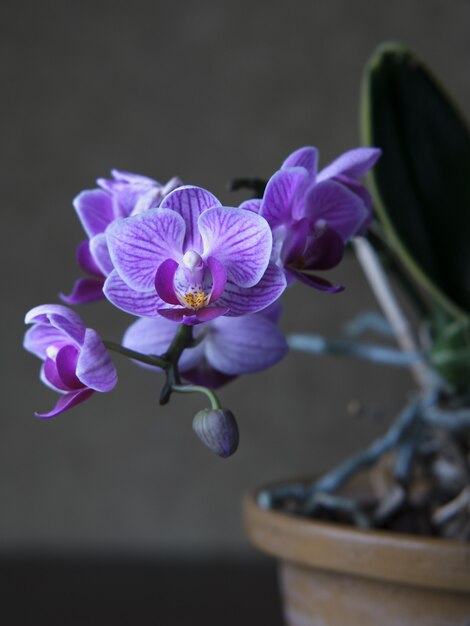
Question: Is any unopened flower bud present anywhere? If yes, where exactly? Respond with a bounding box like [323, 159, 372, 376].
[192, 408, 239, 458]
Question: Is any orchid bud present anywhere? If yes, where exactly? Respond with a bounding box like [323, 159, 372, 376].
[192, 408, 239, 458]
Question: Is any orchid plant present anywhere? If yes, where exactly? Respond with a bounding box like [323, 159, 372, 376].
[24, 44, 470, 539]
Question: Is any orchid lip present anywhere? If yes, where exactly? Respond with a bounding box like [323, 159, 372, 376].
[174, 250, 213, 311]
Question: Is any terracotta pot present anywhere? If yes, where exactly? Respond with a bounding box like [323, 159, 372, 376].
[243, 483, 470, 626]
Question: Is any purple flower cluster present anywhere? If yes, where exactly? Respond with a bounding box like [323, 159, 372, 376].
[104, 186, 286, 324]
[25, 145, 379, 417]
[123, 303, 288, 389]
[23, 305, 117, 417]
[62, 170, 182, 304]
[241, 147, 380, 292]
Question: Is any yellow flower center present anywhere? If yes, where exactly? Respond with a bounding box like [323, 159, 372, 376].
[180, 289, 210, 310]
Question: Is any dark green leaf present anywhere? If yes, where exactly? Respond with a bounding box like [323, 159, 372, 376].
[361, 43, 470, 321]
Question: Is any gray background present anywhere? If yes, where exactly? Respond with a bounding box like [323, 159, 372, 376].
[1, 0, 469, 558]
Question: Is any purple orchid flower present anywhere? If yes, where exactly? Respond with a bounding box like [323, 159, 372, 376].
[104, 185, 286, 325]
[241, 146, 381, 292]
[24, 304, 117, 417]
[61, 171, 182, 305]
[122, 303, 288, 389]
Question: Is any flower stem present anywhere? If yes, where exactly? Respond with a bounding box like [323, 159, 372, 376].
[160, 324, 194, 405]
[103, 340, 168, 369]
[172, 384, 222, 410]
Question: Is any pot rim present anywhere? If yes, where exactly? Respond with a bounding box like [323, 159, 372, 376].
[243, 481, 470, 594]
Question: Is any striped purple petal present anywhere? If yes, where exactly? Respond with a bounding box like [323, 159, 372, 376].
[25, 305, 85, 345]
[305, 180, 369, 242]
[60, 278, 105, 305]
[107, 208, 186, 291]
[199, 207, 272, 288]
[74, 189, 115, 238]
[207, 256, 226, 303]
[157, 308, 195, 322]
[155, 258, 180, 305]
[183, 367, 235, 389]
[89, 233, 113, 276]
[205, 314, 288, 376]
[35, 388, 95, 419]
[23, 324, 68, 359]
[288, 268, 344, 293]
[160, 186, 221, 251]
[217, 263, 286, 316]
[56, 344, 82, 389]
[238, 199, 262, 214]
[279, 218, 309, 265]
[103, 270, 163, 317]
[97, 170, 159, 216]
[76, 329, 117, 392]
[281, 146, 319, 178]
[195, 306, 229, 322]
[42, 358, 72, 392]
[303, 226, 345, 271]
[317, 147, 381, 181]
[261, 167, 310, 226]
[123, 317, 205, 372]
[77, 240, 103, 277]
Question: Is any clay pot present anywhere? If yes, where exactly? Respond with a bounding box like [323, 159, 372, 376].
[244, 484, 470, 626]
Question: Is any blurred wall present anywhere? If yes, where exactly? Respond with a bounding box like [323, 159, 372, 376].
[1, 0, 469, 555]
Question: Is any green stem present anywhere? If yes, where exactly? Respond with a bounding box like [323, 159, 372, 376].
[103, 340, 168, 369]
[165, 323, 194, 362]
[172, 384, 222, 410]
[160, 324, 194, 405]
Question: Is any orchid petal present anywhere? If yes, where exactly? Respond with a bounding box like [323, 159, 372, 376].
[23, 324, 67, 359]
[305, 180, 369, 242]
[207, 256, 226, 303]
[155, 258, 180, 305]
[42, 358, 71, 392]
[60, 278, 105, 305]
[217, 263, 286, 316]
[97, 171, 159, 216]
[303, 226, 345, 271]
[35, 388, 95, 419]
[131, 188, 162, 214]
[317, 147, 381, 181]
[205, 315, 288, 375]
[281, 146, 319, 177]
[195, 306, 229, 322]
[74, 190, 115, 238]
[108, 170, 159, 185]
[89, 234, 113, 276]
[103, 271, 162, 317]
[199, 207, 272, 287]
[77, 240, 102, 277]
[25, 305, 85, 345]
[261, 167, 310, 225]
[183, 367, 235, 389]
[55, 344, 82, 389]
[76, 329, 117, 392]
[107, 208, 185, 291]
[279, 218, 309, 265]
[288, 268, 344, 293]
[239, 199, 262, 214]
[157, 308, 195, 323]
[123, 317, 205, 371]
[160, 186, 221, 251]
[255, 301, 283, 324]
[336, 175, 373, 209]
